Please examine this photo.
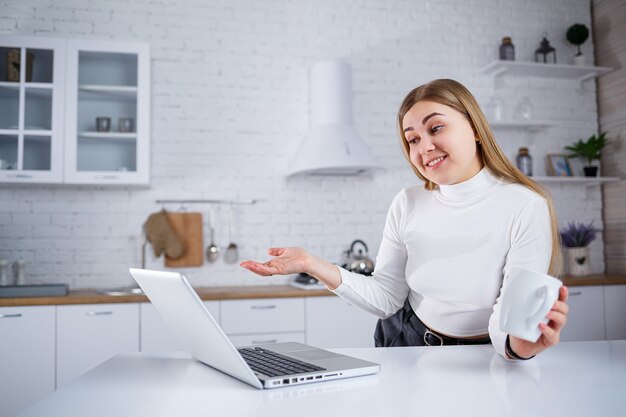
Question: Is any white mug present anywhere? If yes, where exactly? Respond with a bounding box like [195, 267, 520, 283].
[500, 267, 563, 342]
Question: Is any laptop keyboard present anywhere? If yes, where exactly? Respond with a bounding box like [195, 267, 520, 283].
[238, 347, 326, 377]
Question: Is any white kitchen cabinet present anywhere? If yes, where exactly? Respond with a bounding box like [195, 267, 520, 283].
[220, 298, 305, 338]
[56, 303, 139, 388]
[64, 39, 150, 184]
[0, 306, 55, 417]
[560, 286, 606, 342]
[305, 297, 379, 348]
[0, 36, 65, 183]
[604, 285, 626, 340]
[140, 301, 220, 352]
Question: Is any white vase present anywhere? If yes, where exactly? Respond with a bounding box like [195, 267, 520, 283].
[573, 54, 586, 66]
[566, 247, 590, 276]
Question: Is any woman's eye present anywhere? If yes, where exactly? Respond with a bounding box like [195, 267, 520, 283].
[430, 125, 443, 134]
[408, 138, 419, 145]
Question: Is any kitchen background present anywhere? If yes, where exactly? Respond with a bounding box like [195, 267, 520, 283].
[0, 0, 610, 289]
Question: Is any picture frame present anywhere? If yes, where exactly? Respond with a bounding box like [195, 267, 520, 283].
[546, 154, 573, 177]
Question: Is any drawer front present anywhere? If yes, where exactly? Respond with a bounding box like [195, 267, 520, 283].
[228, 332, 306, 347]
[221, 298, 304, 334]
[560, 286, 605, 342]
[57, 303, 139, 387]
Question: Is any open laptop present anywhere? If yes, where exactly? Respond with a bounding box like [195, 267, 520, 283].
[129, 268, 380, 389]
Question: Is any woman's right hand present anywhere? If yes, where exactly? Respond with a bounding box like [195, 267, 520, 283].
[240, 247, 343, 290]
[240, 247, 311, 277]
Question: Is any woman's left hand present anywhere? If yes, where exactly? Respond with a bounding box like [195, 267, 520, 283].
[509, 286, 569, 359]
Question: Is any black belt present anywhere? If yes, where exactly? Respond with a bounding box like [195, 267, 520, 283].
[403, 302, 492, 347]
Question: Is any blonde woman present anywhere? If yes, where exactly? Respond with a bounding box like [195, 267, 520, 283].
[241, 79, 569, 360]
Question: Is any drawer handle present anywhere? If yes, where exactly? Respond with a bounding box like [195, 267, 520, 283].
[7, 174, 33, 179]
[0, 313, 22, 319]
[250, 305, 276, 310]
[569, 291, 582, 296]
[96, 175, 119, 180]
[86, 311, 114, 316]
[252, 339, 277, 344]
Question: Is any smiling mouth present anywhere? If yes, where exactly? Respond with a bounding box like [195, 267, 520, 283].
[426, 155, 447, 168]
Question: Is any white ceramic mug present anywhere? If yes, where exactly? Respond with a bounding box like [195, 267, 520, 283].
[500, 267, 563, 342]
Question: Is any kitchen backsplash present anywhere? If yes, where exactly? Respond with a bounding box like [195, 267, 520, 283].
[0, 0, 605, 288]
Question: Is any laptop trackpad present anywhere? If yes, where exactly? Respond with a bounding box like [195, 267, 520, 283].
[290, 349, 339, 361]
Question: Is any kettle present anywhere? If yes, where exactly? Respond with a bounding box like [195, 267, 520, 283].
[345, 239, 375, 276]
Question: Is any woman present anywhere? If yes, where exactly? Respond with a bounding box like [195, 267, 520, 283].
[241, 79, 569, 360]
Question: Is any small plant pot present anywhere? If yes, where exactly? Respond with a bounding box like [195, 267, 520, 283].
[583, 166, 598, 177]
[573, 54, 587, 66]
[566, 246, 590, 276]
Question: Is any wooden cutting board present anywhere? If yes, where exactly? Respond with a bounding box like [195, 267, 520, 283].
[164, 212, 204, 267]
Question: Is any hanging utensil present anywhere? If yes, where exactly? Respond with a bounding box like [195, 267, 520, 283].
[223, 205, 239, 264]
[205, 206, 220, 263]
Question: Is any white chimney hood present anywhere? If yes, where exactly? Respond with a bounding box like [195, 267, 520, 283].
[287, 61, 384, 177]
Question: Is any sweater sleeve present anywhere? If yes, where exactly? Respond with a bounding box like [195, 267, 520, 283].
[329, 190, 410, 318]
[489, 196, 553, 359]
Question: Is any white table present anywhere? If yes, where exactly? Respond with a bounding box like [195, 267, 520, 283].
[15, 340, 626, 417]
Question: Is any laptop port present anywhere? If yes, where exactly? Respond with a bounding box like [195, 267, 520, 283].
[291, 378, 297, 383]
[282, 379, 290, 384]
[306, 376, 313, 380]
[315, 375, 322, 379]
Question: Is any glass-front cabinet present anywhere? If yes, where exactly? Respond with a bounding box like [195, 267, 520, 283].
[0, 37, 64, 183]
[0, 36, 150, 185]
[64, 40, 150, 184]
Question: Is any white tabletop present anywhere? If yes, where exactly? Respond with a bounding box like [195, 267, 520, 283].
[16, 340, 626, 417]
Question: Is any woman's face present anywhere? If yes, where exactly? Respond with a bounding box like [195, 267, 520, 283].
[402, 100, 483, 186]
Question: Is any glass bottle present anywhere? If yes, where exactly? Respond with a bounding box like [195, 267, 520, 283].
[516, 147, 533, 176]
[0, 260, 10, 286]
[14, 259, 26, 285]
[499, 37, 515, 61]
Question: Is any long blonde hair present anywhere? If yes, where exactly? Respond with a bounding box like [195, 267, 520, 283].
[397, 79, 562, 276]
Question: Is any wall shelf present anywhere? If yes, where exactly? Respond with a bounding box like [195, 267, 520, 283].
[534, 176, 619, 185]
[490, 120, 554, 131]
[155, 199, 258, 205]
[481, 61, 613, 91]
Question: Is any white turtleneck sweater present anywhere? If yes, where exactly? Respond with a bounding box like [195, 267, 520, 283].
[331, 168, 552, 358]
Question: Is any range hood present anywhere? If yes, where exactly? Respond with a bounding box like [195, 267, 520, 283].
[287, 61, 384, 177]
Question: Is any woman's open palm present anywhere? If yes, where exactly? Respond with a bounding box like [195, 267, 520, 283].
[240, 247, 309, 277]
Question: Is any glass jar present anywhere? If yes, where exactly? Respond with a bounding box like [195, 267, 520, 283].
[499, 37, 515, 61]
[516, 147, 533, 176]
[0, 260, 10, 286]
[485, 96, 505, 121]
[14, 259, 25, 285]
[515, 97, 534, 120]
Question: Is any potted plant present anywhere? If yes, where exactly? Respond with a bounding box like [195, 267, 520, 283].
[566, 23, 589, 66]
[564, 132, 608, 177]
[560, 221, 599, 276]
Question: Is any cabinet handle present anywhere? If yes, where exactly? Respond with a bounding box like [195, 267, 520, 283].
[96, 175, 119, 180]
[0, 313, 22, 319]
[85, 311, 114, 316]
[568, 291, 582, 296]
[252, 339, 277, 344]
[250, 305, 276, 310]
[7, 174, 33, 179]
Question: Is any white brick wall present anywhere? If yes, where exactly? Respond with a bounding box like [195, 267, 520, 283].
[0, 0, 606, 288]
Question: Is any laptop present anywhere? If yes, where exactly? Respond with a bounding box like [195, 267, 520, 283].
[129, 268, 380, 389]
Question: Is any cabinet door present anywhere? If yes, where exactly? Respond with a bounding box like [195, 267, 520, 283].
[64, 39, 150, 184]
[141, 301, 220, 352]
[559, 286, 605, 342]
[604, 285, 626, 340]
[306, 296, 379, 348]
[56, 303, 139, 388]
[0, 306, 55, 417]
[0, 36, 65, 183]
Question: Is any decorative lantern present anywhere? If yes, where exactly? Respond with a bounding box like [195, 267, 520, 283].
[535, 32, 556, 64]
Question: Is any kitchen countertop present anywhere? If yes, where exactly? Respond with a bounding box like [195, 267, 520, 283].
[1, 274, 624, 307]
[14, 340, 626, 417]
